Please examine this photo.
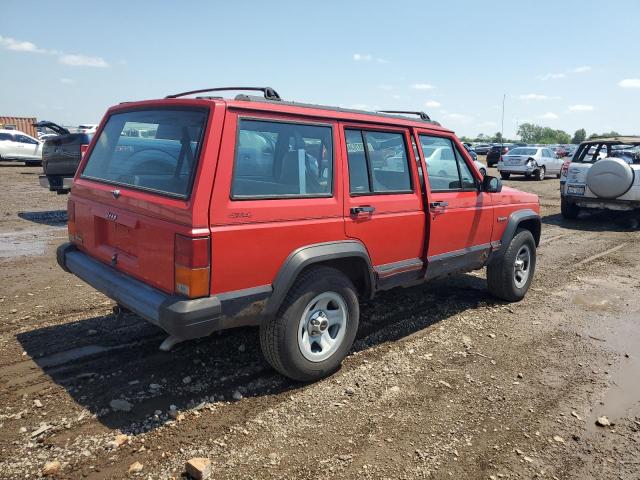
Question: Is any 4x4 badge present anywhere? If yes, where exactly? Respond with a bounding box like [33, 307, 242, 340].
[107, 212, 118, 221]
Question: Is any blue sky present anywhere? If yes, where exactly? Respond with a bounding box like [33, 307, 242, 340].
[1, 0, 639, 139]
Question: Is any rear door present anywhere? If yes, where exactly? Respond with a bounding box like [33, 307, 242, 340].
[0, 132, 19, 158]
[70, 103, 220, 294]
[209, 111, 342, 294]
[417, 132, 493, 278]
[341, 124, 425, 283]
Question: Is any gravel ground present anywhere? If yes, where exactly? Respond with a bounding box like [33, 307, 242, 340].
[0, 158, 638, 479]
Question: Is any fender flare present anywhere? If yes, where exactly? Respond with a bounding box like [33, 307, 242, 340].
[263, 240, 375, 318]
[488, 209, 541, 265]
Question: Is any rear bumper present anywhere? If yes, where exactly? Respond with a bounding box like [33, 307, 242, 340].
[39, 175, 73, 191]
[56, 243, 270, 340]
[497, 163, 536, 174]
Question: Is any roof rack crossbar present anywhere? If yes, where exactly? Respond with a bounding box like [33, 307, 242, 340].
[166, 87, 281, 100]
[377, 110, 431, 121]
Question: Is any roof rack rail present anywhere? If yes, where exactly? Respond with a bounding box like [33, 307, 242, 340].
[377, 110, 431, 121]
[165, 87, 281, 101]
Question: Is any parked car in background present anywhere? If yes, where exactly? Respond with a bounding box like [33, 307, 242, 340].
[35, 120, 94, 194]
[474, 160, 487, 176]
[56, 87, 541, 382]
[77, 124, 98, 133]
[486, 144, 515, 167]
[474, 143, 491, 155]
[560, 137, 640, 218]
[464, 144, 478, 161]
[0, 129, 43, 166]
[498, 146, 562, 180]
[554, 146, 569, 158]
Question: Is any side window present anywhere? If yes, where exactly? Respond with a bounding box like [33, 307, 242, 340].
[0, 133, 14, 141]
[17, 135, 38, 144]
[455, 148, 476, 189]
[344, 129, 412, 194]
[420, 135, 476, 191]
[231, 119, 333, 199]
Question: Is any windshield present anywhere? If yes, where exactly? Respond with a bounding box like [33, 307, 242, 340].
[508, 148, 537, 156]
[81, 108, 208, 198]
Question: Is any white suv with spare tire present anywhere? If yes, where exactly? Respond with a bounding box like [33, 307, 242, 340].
[560, 137, 640, 218]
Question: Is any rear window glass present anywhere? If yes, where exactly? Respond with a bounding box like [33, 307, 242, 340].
[81, 108, 207, 198]
[508, 148, 537, 156]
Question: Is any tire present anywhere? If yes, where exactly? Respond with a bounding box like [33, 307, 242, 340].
[561, 197, 580, 219]
[536, 165, 546, 181]
[25, 161, 41, 167]
[487, 229, 536, 302]
[260, 266, 359, 382]
[500, 172, 510, 180]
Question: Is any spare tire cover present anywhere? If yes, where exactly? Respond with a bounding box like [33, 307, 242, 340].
[586, 158, 634, 199]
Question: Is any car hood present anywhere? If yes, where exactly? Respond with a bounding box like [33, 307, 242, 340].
[33, 120, 70, 136]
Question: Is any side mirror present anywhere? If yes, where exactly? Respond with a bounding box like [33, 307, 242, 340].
[482, 175, 502, 193]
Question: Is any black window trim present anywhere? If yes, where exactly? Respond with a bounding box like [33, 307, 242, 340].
[345, 126, 415, 197]
[79, 105, 210, 201]
[419, 133, 479, 193]
[230, 116, 335, 201]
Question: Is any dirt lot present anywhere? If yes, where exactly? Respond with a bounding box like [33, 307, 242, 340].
[0, 159, 639, 479]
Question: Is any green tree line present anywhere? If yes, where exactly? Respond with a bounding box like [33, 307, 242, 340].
[460, 125, 623, 145]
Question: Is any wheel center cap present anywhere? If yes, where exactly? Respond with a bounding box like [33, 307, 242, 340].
[308, 311, 329, 336]
[515, 259, 525, 271]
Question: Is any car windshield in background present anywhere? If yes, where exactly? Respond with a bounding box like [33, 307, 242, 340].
[574, 142, 640, 164]
[508, 148, 537, 156]
[81, 108, 208, 197]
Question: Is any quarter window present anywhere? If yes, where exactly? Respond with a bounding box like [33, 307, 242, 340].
[345, 129, 412, 194]
[420, 135, 476, 191]
[231, 119, 333, 198]
[0, 133, 13, 141]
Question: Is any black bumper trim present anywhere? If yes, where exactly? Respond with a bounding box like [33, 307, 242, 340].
[57, 243, 229, 340]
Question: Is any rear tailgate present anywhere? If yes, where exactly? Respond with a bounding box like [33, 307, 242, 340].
[68, 102, 220, 295]
[43, 133, 93, 176]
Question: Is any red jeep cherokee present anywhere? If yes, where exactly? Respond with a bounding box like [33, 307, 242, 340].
[57, 87, 541, 381]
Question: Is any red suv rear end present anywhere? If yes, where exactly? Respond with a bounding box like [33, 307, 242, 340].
[58, 88, 540, 381]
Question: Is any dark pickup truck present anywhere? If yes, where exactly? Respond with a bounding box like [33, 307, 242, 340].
[36, 121, 93, 194]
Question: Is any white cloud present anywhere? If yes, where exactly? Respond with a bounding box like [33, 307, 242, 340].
[59, 54, 109, 67]
[538, 112, 559, 119]
[353, 53, 387, 63]
[518, 93, 561, 101]
[424, 100, 441, 108]
[0, 35, 48, 53]
[1, 34, 110, 68]
[353, 53, 372, 61]
[445, 113, 472, 123]
[59, 78, 75, 84]
[571, 66, 591, 73]
[568, 104, 594, 112]
[619, 78, 640, 88]
[391, 94, 401, 99]
[478, 121, 498, 128]
[411, 83, 435, 90]
[378, 84, 393, 91]
[537, 72, 566, 80]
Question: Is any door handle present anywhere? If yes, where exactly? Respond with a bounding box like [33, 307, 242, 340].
[350, 205, 375, 215]
[429, 201, 448, 209]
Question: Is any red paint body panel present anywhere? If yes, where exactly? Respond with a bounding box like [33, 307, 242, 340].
[67, 96, 540, 300]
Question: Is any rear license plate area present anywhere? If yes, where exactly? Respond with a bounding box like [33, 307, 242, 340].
[566, 184, 585, 196]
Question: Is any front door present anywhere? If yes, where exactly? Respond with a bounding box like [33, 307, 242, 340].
[416, 132, 494, 279]
[341, 125, 425, 284]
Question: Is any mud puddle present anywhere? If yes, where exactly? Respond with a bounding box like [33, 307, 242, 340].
[0, 227, 66, 259]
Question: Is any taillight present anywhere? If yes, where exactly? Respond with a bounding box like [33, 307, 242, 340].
[67, 199, 76, 242]
[561, 160, 570, 176]
[174, 235, 210, 298]
[80, 144, 89, 158]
